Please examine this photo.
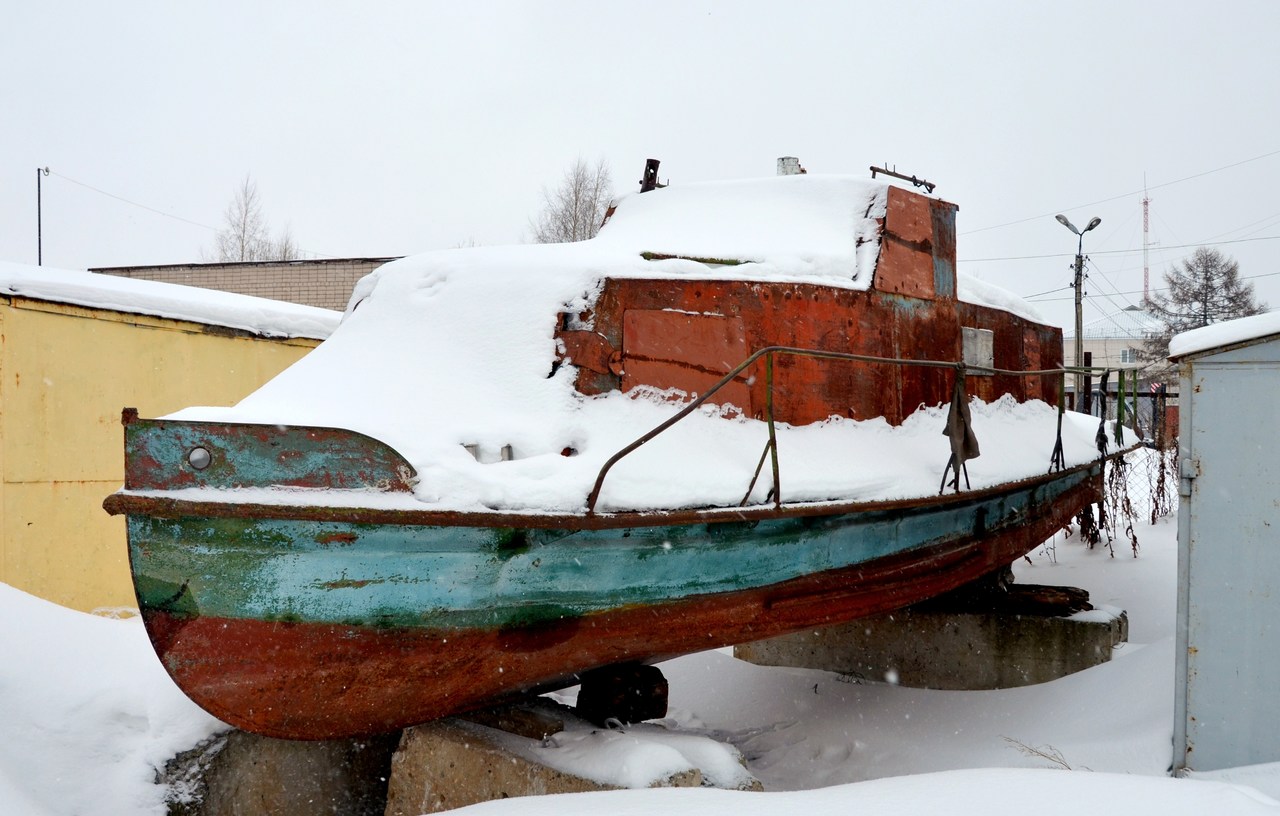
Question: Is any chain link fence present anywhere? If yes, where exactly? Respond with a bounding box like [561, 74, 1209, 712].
[1035, 439, 1178, 563]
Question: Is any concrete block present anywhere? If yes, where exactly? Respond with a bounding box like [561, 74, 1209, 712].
[735, 606, 1128, 690]
[384, 717, 703, 815]
[384, 697, 763, 813]
[162, 730, 398, 816]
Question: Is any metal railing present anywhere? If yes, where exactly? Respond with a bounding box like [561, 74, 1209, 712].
[585, 345, 1078, 515]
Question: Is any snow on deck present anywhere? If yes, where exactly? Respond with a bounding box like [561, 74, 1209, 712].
[0, 261, 340, 340]
[167, 176, 1094, 514]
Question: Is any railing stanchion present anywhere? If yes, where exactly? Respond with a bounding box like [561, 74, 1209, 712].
[1116, 369, 1126, 447]
[766, 352, 782, 509]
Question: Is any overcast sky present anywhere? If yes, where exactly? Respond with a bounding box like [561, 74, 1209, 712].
[3, 1, 1278, 330]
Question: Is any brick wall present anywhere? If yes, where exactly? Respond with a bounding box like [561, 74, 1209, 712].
[90, 257, 400, 311]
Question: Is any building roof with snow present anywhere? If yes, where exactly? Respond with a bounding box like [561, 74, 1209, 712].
[1169, 310, 1280, 359]
[0, 261, 340, 340]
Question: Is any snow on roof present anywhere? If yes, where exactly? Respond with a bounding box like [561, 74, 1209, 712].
[0, 261, 340, 340]
[600, 175, 1043, 325]
[598, 174, 887, 282]
[956, 274, 1044, 324]
[1169, 310, 1280, 359]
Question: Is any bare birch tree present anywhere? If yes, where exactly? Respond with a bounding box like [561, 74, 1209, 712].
[272, 223, 298, 261]
[207, 176, 298, 261]
[530, 158, 613, 243]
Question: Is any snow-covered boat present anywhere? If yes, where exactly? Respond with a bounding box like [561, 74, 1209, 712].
[105, 173, 1108, 739]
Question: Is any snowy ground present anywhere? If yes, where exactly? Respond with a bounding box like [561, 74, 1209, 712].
[4, 452, 1280, 814]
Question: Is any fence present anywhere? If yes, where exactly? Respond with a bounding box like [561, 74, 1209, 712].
[1071, 375, 1177, 445]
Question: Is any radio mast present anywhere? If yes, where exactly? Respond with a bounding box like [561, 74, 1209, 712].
[1142, 181, 1151, 303]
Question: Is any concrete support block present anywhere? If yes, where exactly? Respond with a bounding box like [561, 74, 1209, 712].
[384, 716, 702, 815]
[162, 730, 398, 816]
[735, 606, 1128, 690]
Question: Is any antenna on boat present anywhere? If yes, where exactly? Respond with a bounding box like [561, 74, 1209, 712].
[639, 159, 666, 192]
[869, 164, 936, 194]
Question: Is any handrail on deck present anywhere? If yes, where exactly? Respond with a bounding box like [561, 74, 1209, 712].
[585, 345, 1071, 515]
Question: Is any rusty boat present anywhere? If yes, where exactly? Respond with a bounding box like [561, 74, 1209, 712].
[105, 171, 1106, 740]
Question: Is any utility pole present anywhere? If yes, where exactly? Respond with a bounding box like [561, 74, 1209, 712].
[1056, 214, 1101, 411]
[1075, 248, 1085, 406]
[37, 167, 49, 265]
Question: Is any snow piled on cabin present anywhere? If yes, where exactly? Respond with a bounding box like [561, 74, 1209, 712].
[165, 176, 1102, 513]
[598, 174, 887, 282]
[0, 261, 339, 339]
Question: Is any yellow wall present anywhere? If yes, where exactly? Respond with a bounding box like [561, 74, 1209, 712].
[0, 296, 322, 612]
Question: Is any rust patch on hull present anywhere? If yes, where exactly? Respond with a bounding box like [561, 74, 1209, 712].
[142, 472, 1098, 740]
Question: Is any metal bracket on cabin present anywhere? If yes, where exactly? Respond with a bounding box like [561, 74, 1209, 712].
[870, 165, 936, 194]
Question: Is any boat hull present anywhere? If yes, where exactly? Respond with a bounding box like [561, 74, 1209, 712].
[119, 463, 1102, 739]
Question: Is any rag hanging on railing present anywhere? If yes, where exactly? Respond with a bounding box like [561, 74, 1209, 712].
[939, 364, 981, 494]
[1049, 370, 1067, 473]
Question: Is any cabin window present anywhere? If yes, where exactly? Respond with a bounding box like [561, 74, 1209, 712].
[962, 327, 994, 373]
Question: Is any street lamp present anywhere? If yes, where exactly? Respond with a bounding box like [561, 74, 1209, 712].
[1056, 213, 1101, 412]
[37, 167, 50, 265]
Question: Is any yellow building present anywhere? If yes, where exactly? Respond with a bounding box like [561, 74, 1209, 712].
[0, 262, 341, 612]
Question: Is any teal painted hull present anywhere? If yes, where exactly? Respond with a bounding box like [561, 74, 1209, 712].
[129, 465, 1094, 631]
[112, 447, 1103, 738]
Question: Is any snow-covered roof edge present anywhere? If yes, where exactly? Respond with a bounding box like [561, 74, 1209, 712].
[956, 274, 1045, 324]
[1168, 311, 1280, 360]
[0, 261, 341, 340]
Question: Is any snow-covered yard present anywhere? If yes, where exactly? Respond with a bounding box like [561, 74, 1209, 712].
[4, 450, 1280, 814]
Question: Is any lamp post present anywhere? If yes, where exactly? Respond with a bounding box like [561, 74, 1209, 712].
[1056, 213, 1101, 412]
[37, 167, 50, 265]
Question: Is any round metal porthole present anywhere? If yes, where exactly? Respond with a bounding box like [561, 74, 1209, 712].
[187, 446, 212, 470]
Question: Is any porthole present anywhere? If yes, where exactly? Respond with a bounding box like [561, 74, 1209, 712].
[187, 447, 212, 470]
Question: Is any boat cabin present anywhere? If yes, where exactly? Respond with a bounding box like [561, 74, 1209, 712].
[555, 184, 1061, 426]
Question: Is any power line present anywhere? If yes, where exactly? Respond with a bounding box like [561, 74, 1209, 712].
[1082, 257, 1138, 314]
[960, 234, 1280, 263]
[48, 170, 339, 260]
[961, 148, 1280, 237]
[50, 171, 217, 232]
[1020, 284, 1073, 300]
[1025, 268, 1280, 302]
[1199, 210, 1280, 243]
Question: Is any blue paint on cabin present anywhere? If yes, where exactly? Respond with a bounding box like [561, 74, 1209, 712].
[932, 206, 956, 299]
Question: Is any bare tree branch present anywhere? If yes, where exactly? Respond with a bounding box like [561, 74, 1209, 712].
[530, 158, 614, 244]
[271, 222, 298, 261]
[205, 176, 299, 261]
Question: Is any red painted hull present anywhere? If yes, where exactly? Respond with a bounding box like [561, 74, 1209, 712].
[144, 470, 1096, 740]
